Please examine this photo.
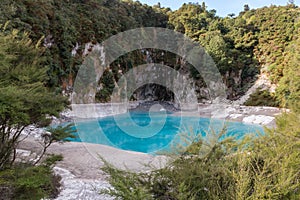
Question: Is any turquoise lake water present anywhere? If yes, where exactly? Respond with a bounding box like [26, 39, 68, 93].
[71, 111, 264, 153]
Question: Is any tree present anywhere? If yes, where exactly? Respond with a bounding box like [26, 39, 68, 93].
[288, 0, 295, 5]
[0, 26, 68, 170]
[33, 124, 76, 165]
[244, 4, 250, 12]
[96, 69, 116, 102]
[276, 34, 300, 109]
[228, 13, 235, 18]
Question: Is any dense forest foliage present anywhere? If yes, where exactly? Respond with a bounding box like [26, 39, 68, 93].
[0, 1, 299, 199]
[169, 2, 300, 105]
[0, 0, 169, 91]
[0, 24, 72, 198]
[0, 0, 299, 107]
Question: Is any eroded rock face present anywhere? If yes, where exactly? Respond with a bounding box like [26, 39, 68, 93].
[133, 84, 175, 101]
[69, 41, 255, 105]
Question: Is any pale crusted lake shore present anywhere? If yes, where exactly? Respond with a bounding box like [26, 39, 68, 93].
[18, 102, 284, 199]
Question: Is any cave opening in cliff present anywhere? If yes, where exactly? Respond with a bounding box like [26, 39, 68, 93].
[130, 83, 175, 102]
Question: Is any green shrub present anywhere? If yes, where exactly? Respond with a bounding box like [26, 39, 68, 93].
[244, 88, 280, 107]
[100, 109, 300, 199]
[43, 154, 63, 167]
[0, 155, 62, 200]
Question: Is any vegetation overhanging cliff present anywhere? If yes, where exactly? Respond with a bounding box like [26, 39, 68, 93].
[1, 0, 299, 107]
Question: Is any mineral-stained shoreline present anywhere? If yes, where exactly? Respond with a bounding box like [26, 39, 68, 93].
[68, 101, 284, 127]
[18, 102, 285, 199]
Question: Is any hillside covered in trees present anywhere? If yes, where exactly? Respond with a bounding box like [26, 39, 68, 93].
[0, 0, 299, 108]
[0, 1, 299, 199]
